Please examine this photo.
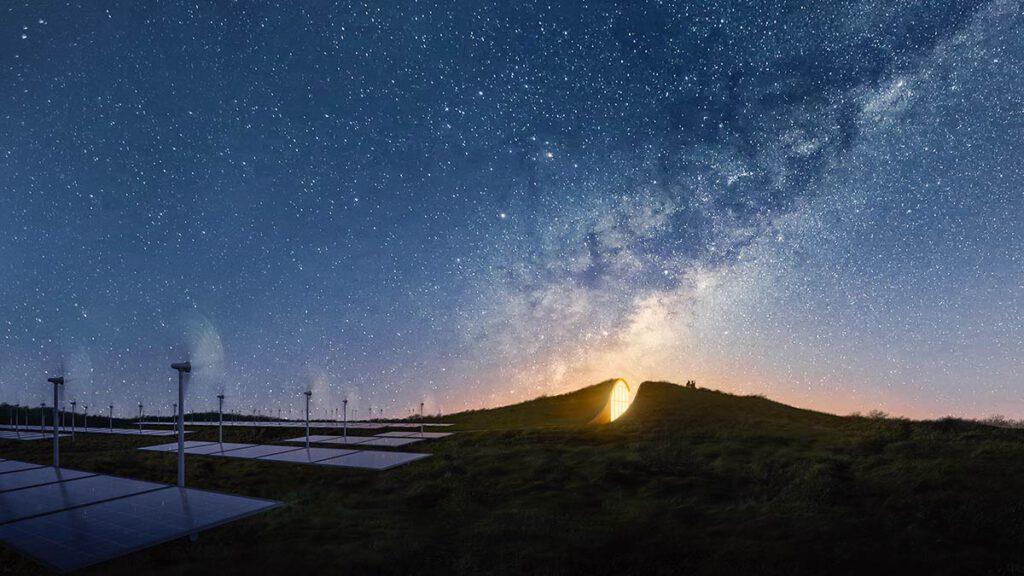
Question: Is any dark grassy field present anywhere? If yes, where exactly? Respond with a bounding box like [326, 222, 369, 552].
[3, 381, 1024, 575]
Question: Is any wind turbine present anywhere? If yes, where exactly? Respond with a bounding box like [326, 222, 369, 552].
[47, 376, 64, 467]
[303, 390, 312, 449]
[52, 348, 93, 436]
[171, 361, 191, 487]
[217, 393, 224, 445]
[342, 399, 348, 441]
[108, 404, 113, 432]
[138, 402, 144, 434]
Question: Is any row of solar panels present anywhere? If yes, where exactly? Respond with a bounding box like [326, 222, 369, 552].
[0, 424, 184, 437]
[279, 430, 453, 447]
[140, 420, 453, 429]
[139, 441, 431, 470]
[0, 430, 68, 442]
[0, 457, 279, 572]
[285, 434, 423, 447]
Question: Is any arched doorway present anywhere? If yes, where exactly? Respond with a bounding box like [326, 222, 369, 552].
[609, 379, 632, 421]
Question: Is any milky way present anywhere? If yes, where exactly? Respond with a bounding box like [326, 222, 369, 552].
[1, 1, 1022, 419]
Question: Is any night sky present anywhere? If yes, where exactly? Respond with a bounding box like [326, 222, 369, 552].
[1, 1, 1022, 419]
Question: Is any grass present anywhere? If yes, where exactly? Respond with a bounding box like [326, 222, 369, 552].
[3, 381, 1024, 575]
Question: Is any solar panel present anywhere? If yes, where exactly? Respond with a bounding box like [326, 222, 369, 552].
[177, 442, 252, 455]
[357, 437, 424, 447]
[211, 444, 301, 459]
[0, 431, 67, 441]
[256, 447, 357, 464]
[375, 431, 453, 439]
[282, 434, 339, 443]
[0, 475, 166, 524]
[65, 427, 182, 437]
[0, 461, 45, 475]
[318, 450, 431, 470]
[320, 436, 376, 445]
[0, 485, 280, 573]
[283, 435, 376, 445]
[0, 467, 96, 493]
[138, 441, 217, 453]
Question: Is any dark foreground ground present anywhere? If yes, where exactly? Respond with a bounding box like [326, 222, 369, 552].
[3, 381, 1024, 576]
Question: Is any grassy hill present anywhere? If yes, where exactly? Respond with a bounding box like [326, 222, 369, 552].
[3, 380, 1024, 575]
[444, 379, 618, 429]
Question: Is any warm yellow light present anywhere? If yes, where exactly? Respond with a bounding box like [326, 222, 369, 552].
[609, 379, 632, 421]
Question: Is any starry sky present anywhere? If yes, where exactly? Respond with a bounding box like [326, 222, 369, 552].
[1, 1, 1022, 420]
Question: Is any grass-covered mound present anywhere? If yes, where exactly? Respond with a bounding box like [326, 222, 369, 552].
[2, 381, 1024, 576]
[444, 379, 617, 430]
[621, 380, 846, 430]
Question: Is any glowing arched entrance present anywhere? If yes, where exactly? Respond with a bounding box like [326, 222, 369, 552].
[590, 378, 634, 424]
[609, 379, 631, 421]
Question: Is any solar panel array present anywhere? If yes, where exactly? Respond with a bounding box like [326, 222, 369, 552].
[283, 435, 424, 447]
[0, 475, 165, 524]
[0, 461, 280, 572]
[0, 460, 44, 474]
[0, 430, 69, 442]
[258, 447, 358, 464]
[139, 420, 452, 429]
[138, 440, 219, 453]
[375, 431, 454, 439]
[179, 442, 254, 455]
[0, 467, 94, 492]
[0, 425, 184, 437]
[137, 441, 433, 471]
[216, 444, 301, 459]
[322, 450, 430, 470]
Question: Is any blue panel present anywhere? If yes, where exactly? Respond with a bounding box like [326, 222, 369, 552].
[0, 486, 280, 573]
[256, 447, 357, 464]
[284, 435, 375, 445]
[414, 432, 452, 439]
[0, 432, 60, 441]
[358, 437, 424, 447]
[138, 441, 216, 453]
[0, 461, 45, 475]
[0, 474, 165, 524]
[318, 450, 431, 470]
[321, 436, 376, 445]
[211, 444, 301, 459]
[282, 435, 340, 443]
[0, 467, 95, 493]
[183, 442, 254, 455]
[78, 428, 183, 436]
